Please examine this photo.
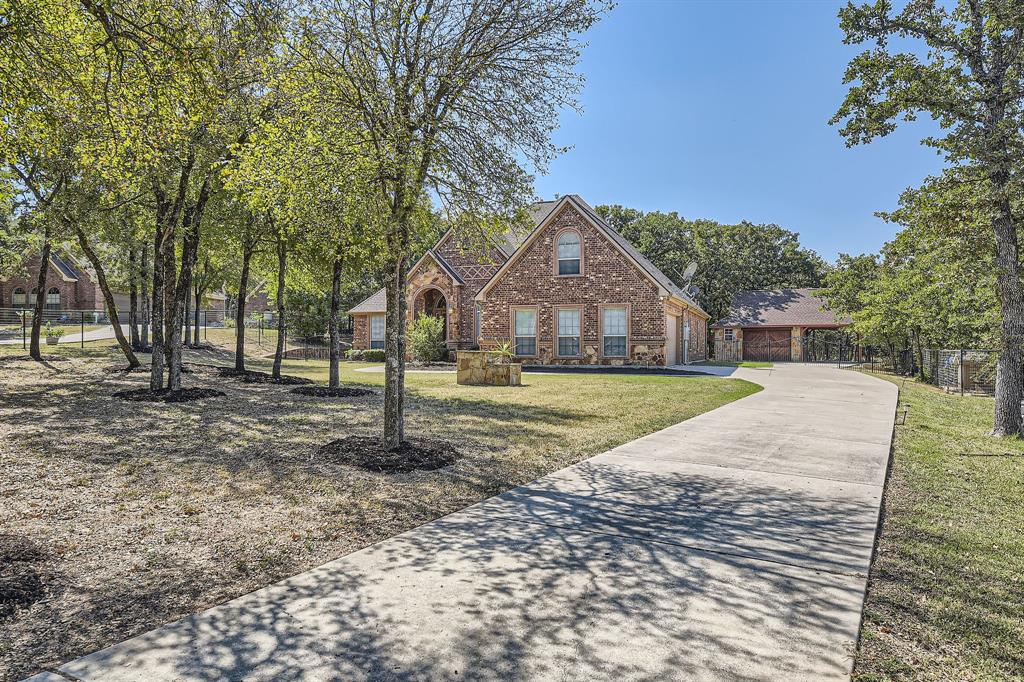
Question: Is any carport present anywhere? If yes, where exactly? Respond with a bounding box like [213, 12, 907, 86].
[710, 288, 854, 362]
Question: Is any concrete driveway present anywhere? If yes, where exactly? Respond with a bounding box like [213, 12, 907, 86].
[45, 364, 897, 682]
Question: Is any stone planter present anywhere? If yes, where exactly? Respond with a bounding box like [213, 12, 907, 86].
[457, 350, 522, 386]
[45, 336, 59, 345]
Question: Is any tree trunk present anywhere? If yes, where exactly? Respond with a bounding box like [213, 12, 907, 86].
[272, 231, 287, 379]
[150, 220, 166, 391]
[75, 225, 140, 368]
[383, 255, 409, 449]
[194, 282, 202, 346]
[329, 252, 343, 388]
[183, 288, 192, 347]
[235, 241, 253, 372]
[140, 243, 150, 348]
[913, 328, 925, 382]
[167, 182, 208, 390]
[29, 225, 51, 361]
[990, 169, 1024, 436]
[128, 244, 140, 348]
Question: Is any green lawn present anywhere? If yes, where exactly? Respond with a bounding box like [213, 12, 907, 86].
[854, 373, 1024, 681]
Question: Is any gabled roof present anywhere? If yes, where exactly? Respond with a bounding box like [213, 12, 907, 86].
[426, 250, 465, 285]
[348, 287, 387, 314]
[711, 288, 850, 328]
[49, 252, 81, 282]
[475, 195, 708, 317]
[349, 250, 465, 315]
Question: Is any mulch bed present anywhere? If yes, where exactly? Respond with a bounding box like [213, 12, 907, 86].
[112, 387, 226, 403]
[316, 436, 460, 473]
[216, 368, 313, 385]
[290, 386, 375, 398]
[0, 535, 47, 620]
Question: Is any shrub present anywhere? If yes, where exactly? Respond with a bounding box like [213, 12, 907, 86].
[408, 314, 446, 362]
[44, 322, 64, 339]
[346, 348, 386, 362]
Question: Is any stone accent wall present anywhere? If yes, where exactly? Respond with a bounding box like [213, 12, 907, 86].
[351, 313, 371, 350]
[478, 203, 668, 365]
[713, 327, 743, 361]
[434, 233, 507, 348]
[684, 309, 708, 361]
[408, 256, 459, 346]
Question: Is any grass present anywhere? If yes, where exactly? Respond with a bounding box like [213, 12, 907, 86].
[0, 340, 759, 680]
[854, 373, 1024, 681]
[696, 359, 773, 369]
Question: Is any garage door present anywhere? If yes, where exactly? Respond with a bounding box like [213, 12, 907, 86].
[743, 329, 791, 362]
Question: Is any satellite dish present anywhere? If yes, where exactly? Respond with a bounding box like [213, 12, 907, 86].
[681, 262, 697, 284]
[687, 284, 701, 298]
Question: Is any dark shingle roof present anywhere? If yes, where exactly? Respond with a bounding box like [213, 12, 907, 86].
[712, 288, 850, 328]
[50, 252, 81, 281]
[348, 287, 387, 314]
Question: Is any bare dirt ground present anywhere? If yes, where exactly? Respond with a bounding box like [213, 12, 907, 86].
[0, 347, 756, 681]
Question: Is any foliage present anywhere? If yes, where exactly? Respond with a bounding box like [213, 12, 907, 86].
[596, 205, 826, 324]
[407, 315, 447, 363]
[285, 291, 330, 340]
[346, 348, 386, 362]
[820, 171, 1010, 354]
[830, 0, 1024, 434]
[43, 321, 63, 339]
[491, 340, 516, 364]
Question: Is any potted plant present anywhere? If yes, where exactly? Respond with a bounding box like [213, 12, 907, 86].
[44, 322, 64, 345]
[485, 340, 522, 386]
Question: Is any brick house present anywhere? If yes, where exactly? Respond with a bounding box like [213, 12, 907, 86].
[350, 195, 709, 366]
[0, 250, 116, 316]
[710, 288, 853, 362]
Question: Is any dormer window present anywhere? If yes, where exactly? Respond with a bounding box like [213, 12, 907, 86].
[556, 230, 581, 275]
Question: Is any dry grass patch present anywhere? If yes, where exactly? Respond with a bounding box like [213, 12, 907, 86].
[0, 346, 758, 680]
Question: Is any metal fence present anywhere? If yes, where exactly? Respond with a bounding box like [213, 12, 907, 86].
[922, 349, 997, 395]
[1, 306, 353, 359]
[713, 335, 860, 364]
[858, 346, 998, 395]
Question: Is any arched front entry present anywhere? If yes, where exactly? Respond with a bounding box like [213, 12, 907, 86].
[412, 286, 449, 342]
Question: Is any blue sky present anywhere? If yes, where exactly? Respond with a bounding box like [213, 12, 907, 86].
[533, 0, 946, 261]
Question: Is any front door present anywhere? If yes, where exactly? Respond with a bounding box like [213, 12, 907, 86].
[666, 314, 678, 365]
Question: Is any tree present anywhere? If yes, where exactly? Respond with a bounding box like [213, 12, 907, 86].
[595, 206, 827, 329]
[310, 0, 607, 447]
[832, 0, 1024, 435]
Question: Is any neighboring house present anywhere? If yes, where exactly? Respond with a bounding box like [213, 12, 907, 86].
[0, 250, 122, 315]
[350, 194, 710, 365]
[710, 288, 852, 362]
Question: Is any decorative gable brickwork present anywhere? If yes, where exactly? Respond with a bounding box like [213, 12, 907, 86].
[478, 203, 669, 365]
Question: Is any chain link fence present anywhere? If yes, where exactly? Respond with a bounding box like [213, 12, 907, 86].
[858, 346, 998, 395]
[922, 349, 997, 395]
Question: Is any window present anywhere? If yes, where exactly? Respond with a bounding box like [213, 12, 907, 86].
[602, 307, 627, 357]
[46, 287, 60, 311]
[557, 308, 581, 356]
[474, 305, 481, 343]
[370, 314, 385, 350]
[513, 308, 536, 356]
[724, 328, 735, 342]
[556, 231, 581, 275]
[11, 288, 26, 309]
